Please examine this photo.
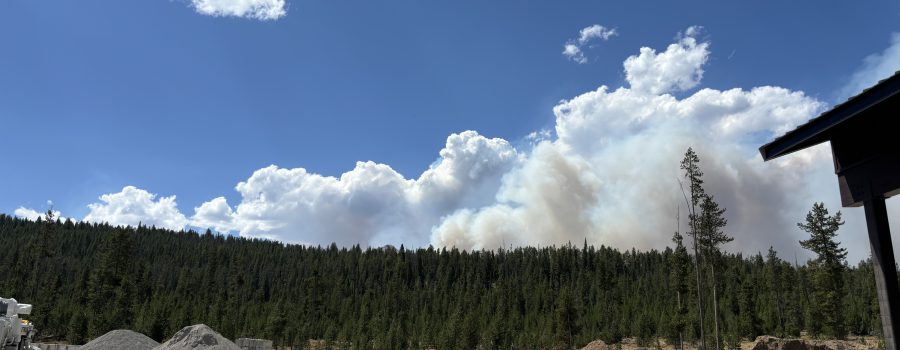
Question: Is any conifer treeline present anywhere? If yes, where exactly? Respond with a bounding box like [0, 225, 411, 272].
[0, 214, 882, 349]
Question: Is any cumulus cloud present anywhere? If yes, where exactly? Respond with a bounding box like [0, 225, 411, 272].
[223, 162, 413, 245]
[192, 197, 235, 233]
[578, 25, 618, 44]
[186, 27, 842, 260]
[426, 27, 900, 262]
[563, 24, 617, 64]
[25, 26, 900, 262]
[684, 25, 703, 38]
[14, 207, 64, 222]
[623, 26, 709, 94]
[83, 186, 189, 230]
[435, 84, 826, 255]
[188, 130, 521, 247]
[839, 33, 900, 99]
[190, 0, 286, 21]
[563, 44, 587, 64]
[429, 27, 877, 261]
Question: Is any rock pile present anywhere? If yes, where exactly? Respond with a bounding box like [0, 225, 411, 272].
[235, 338, 273, 350]
[580, 339, 611, 350]
[752, 336, 823, 350]
[751, 335, 880, 350]
[153, 324, 241, 350]
[80, 329, 159, 350]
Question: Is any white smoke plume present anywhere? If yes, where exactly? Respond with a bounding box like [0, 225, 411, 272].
[17, 27, 900, 262]
[430, 28, 900, 261]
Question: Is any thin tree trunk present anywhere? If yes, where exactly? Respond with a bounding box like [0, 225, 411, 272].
[693, 235, 705, 350]
[677, 290, 683, 350]
[711, 262, 720, 350]
[776, 279, 785, 337]
[677, 206, 684, 350]
[679, 179, 705, 350]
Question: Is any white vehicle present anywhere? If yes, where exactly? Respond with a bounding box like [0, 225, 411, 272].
[0, 298, 36, 350]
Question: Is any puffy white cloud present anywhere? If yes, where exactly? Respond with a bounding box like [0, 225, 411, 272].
[623, 27, 709, 94]
[684, 25, 703, 38]
[525, 129, 552, 145]
[431, 29, 862, 261]
[410, 131, 521, 212]
[191, 197, 236, 233]
[14, 207, 64, 222]
[578, 25, 618, 44]
[84, 186, 189, 230]
[563, 24, 617, 64]
[434, 85, 825, 254]
[192, 130, 521, 247]
[563, 44, 587, 64]
[191, 0, 286, 21]
[224, 162, 412, 245]
[552, 85, 822, 155]
[14, 208, 42, 221]
[28, 26, 899, 262]
[840, 33, 900, 99]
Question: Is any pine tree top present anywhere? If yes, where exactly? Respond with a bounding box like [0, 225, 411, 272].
[798, 202, 847, 265]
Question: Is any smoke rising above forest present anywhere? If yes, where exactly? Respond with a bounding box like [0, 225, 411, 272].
[16, 27, 900, 263]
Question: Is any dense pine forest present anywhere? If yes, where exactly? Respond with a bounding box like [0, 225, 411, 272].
[0, 149, 884, 349]
[0, 213, 883, 349]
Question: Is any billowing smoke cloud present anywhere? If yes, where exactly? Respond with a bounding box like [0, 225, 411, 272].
[15, 28, 900, 262]
[432, 143, 602, 249]
[434, 28, 828, 254]
[429, 29, 900, 261]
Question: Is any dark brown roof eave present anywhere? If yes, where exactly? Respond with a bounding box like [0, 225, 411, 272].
[759, 70, 900, 161]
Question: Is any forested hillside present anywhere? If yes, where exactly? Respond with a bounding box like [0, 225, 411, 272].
[0, 214, 882, 349]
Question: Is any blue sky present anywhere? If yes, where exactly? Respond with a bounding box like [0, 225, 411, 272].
[2, 0, 900, 260]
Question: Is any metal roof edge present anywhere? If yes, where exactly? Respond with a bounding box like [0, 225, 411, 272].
[759, 70, 900, 161]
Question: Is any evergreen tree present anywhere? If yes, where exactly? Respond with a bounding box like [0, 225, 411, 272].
[66, 310, 87, 345]
[266, 303, 287, 345]
[737, 277, 760, 339]
[764, 247, 785, 337]
[669, 231, 691, 350]
[554, 286, 578, 349]
[798, 202, 847, 339]
[87, 228, 135, 338]
[698, 194, 732, 349]
[680, 147, 707, 350]
[0, 213, 884, 347]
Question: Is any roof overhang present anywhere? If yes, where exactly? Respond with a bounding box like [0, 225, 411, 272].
[759, 71, 900, 161]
